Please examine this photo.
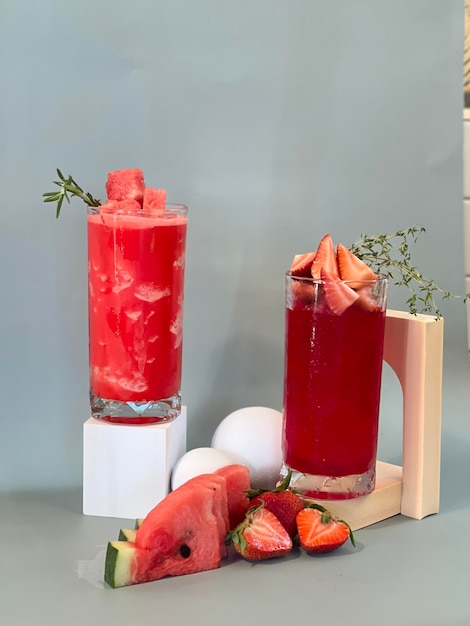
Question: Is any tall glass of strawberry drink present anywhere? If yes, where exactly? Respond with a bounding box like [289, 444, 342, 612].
[282, 236, 388, 499]
[87, 169, 188, 423]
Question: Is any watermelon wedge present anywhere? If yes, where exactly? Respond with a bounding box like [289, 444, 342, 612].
[105, 482, 222, 588]
[104, 465, 254, 588]
[119, 464, 250, 545]
[181, 473, 230, 558]
[117, 475, 231, 552]
[214, 464, 251, 529]
[105, 542, 160, 589]
[135, 481, 221, 551]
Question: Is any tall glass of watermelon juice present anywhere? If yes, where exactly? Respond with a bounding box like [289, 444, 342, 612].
[282, 273, 388, 499]
[87, 203, 188, 423]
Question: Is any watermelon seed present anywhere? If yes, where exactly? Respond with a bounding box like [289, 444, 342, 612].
[180, 544, 191, 558]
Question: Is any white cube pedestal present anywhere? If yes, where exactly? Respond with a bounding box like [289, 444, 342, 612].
[83, 407, 187, 519]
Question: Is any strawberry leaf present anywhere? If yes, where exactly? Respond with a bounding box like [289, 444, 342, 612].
[305, 502, 328, 513]
[246, 471, 293, 499]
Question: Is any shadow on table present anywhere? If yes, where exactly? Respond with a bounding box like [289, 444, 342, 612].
[438, 430, 470, 513]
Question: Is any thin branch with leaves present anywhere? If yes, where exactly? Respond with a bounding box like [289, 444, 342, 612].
[350, 226, 469, 319]
[42, 169, 101, 218]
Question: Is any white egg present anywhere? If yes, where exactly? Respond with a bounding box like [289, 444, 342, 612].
[211, 406, 283, 490]
[171, 447, 240, 490]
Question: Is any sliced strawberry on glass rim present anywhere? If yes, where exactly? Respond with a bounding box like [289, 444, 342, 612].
[311, 234, 340, 280]
[321, 268, 359, 314]
[290, 251, 317, 277]
[336, 243, 377, 288]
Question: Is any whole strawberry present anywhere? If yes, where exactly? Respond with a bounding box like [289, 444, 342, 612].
[296, 504, 355, 554]
[227, 505, 293, 561]
[247, 472, 304, 538]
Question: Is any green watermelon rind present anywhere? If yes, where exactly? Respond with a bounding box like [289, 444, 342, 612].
[118, 528, 137, 542]
[117, 518, 142, 541]
[105, 541, 136, 589]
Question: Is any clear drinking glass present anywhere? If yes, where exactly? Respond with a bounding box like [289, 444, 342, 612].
[282, 273, 388, 499]
[87, 203, 188, 423]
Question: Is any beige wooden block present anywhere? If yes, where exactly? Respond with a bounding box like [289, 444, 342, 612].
[308, 462, 402, 532]
[383, 310, 443, 520]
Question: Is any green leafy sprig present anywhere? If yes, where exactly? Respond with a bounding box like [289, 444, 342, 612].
[349, 226, 468, 319]
[43, 169, 101, 218]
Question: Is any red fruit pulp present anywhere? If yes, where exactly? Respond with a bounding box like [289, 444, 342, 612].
[88, 208, 187, 406]
[106, 168, 145, 203]
[282, 280, 386, 494]
[133, 482, 222, 581]
[214, 465, 251, 529]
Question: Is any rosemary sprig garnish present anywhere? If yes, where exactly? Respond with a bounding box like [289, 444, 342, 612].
[350, 226, 468, 319]
[42, 169, 101, 218]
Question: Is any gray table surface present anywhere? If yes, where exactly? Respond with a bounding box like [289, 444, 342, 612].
[1, 359, 469, 626]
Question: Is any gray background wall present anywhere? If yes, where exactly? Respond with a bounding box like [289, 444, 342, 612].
[0, 0, 468, 493]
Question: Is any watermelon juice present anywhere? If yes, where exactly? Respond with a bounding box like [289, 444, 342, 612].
[87, 204, 187, 422]
[282, 274, 388, 499]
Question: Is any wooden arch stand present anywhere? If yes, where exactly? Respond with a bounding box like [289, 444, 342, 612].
[315, 309, 444, 531]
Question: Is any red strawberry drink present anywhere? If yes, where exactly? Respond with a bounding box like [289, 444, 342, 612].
[282, 235, 388, 499]
[88, 169, 188, 422]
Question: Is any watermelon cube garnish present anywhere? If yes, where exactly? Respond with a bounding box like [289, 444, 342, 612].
[143, 187, 167, 212]
[99, 199, 142, 213]
[106, 168, 145, 205]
